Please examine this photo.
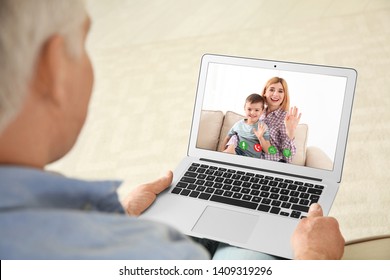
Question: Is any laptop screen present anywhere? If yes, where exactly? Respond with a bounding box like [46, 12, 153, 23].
[195, 58, 351, 172]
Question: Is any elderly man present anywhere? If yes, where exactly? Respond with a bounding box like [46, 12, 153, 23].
[0, 0, 344, 260]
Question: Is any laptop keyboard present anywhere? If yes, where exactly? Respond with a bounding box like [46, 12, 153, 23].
[171, 163, 324, 219]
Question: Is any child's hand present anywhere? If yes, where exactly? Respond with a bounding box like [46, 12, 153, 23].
[253, 123, 267, 139]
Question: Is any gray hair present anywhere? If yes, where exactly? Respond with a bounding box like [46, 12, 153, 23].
[0, 0, 86, 132]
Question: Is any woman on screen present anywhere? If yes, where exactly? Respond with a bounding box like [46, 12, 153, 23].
[259, 77, 301, 163]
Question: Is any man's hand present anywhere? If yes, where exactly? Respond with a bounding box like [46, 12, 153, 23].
[121, 171, 173, 216]
[291, 203, 345, 259]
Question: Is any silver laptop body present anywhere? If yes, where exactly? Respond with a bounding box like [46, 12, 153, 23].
[141, 54, 357, 259]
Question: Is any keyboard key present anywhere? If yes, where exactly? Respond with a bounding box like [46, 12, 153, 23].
[291, 204, 309, 213]
[310, 195, 320, 203]
[270, 187, 279, 193]
[189, 191, 200, 198]
[171, 187, 181, 194]
[281, 202, 291, 209]
[279, 195, 289, 201]
[204, 181, 214, 187]
[298, 186, 307, 192]
[299, 199, 310, 206]
[280, 189, 289, 195]
[270, 207, 281, 214]
[205, 187, 214, 194]
[278, 182, 288, 188]
[180, 189, 191, 196]
[241, 176, 250, 182]
[262, 198, 271, 205]
[261, 185, 270, 192]
[176, 182, 188, 188]
[181, 177, 196, 184]
[233, 180, 242, 186]
[287, 184, 298, 190]
[224, 179, 233, 184]
[250, 177, 259, 183]
[222, 185, 232, 190]
[269, 181, 278, 187]
[214, 189, 224, 195]
[271, 200, 281, 206]
[290, 211, 301, 218]
[184, 171, 198, 178]
[260, 191, 270, 198]
[290, 191, 299, 197]
[250, 190, 260, 196]
[197, 168, 206, 173]
[223, 191, 233, 197]
[195, 179, 205, 185]
[240, 188, 250, 194]
[205, 169, 215, 175]
[258, 204, 271, 212]
[308, 188, 323, 195]
[299, 192, 309, 199]
[210, 195, 258, 210]
[199, 193, 211, 200]
[188, 166, 197, 172]
[233, 193, 243, 199]
[187, 184, 197, 190]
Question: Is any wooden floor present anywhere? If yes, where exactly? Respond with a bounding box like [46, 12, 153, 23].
[48, 0, 390, 243]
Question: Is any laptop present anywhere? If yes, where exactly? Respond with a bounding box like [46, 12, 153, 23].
[140, 54, 357, 259]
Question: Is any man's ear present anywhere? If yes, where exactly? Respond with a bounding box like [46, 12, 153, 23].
[30, 35, 67, 106]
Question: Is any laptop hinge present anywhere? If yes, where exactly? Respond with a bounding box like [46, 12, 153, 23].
[200, 158, 322, 182]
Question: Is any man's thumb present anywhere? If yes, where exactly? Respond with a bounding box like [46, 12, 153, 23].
[307, 203, 323, 218]
[155, 170, 173, 192]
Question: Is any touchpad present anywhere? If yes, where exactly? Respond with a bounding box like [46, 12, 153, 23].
[192, 206, 258, 243]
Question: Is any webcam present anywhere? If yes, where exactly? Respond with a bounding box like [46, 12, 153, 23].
[274, 65, 277, 68]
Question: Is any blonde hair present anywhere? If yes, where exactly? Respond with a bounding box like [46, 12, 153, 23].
[0, 0, 86, 132]
[261, 77, 290, 111]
